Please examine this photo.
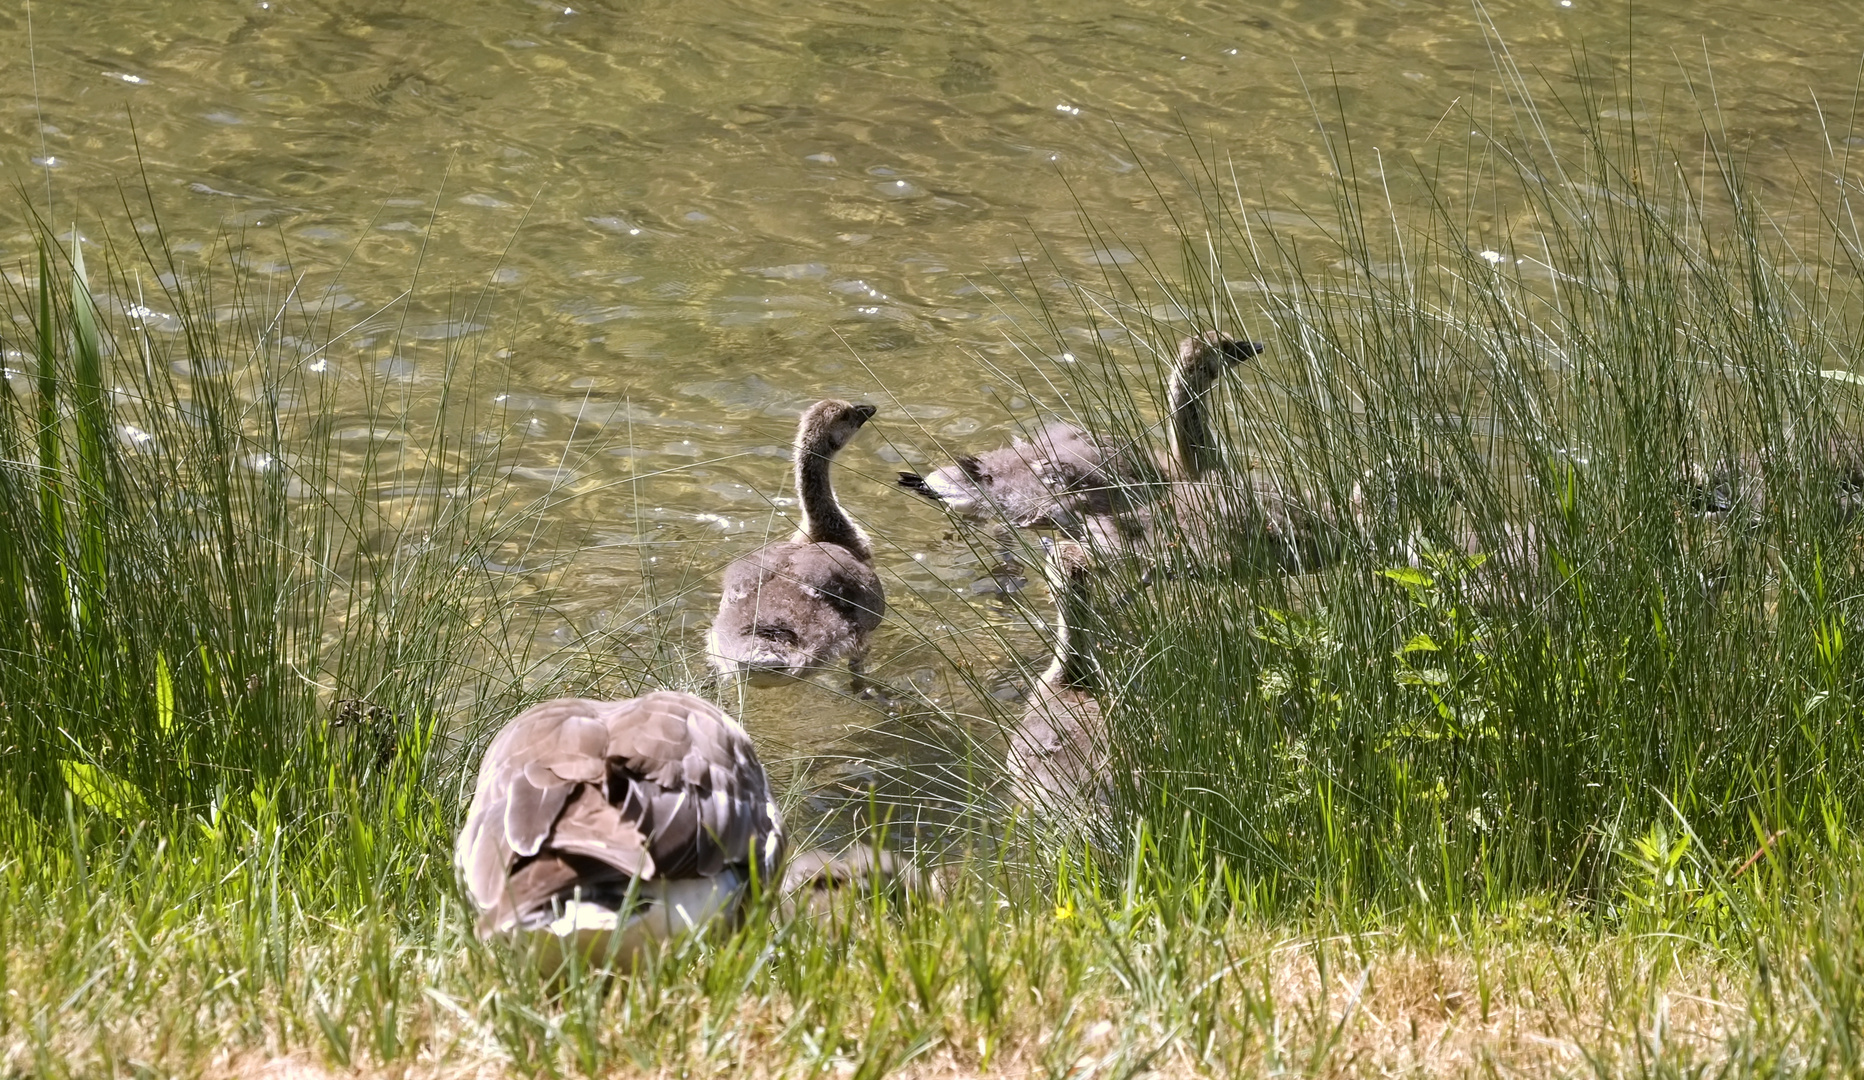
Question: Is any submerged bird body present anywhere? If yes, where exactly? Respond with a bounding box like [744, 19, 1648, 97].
[1007, 540, 1108, 808]
[709, 401, 885, 687]
[710, 542, 883, 684]
[454, 692, 784, 969]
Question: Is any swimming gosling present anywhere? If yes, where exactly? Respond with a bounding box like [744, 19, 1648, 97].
[454, 691, 784, 971]
[708, 400, 885, 689]
[896, 421, 1141, 530]
[900, 334, 1263, 531]
[1161, 331, 1266, 480]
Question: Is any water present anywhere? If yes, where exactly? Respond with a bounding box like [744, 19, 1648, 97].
[1, 0, 1857, 831]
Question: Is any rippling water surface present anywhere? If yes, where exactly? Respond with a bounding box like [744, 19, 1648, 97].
[2, 0, 1859, 821]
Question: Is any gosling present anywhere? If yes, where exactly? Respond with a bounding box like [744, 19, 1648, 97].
[896, 421, 1142, 530]
[898, 334, 1265, 530]
[708, 400, 886, 690]
[1083, 334, 1344, 574]
[1006, 539, 1107, 808]
[1161, 331, 1266, 480]
[454, 691, 784, 972]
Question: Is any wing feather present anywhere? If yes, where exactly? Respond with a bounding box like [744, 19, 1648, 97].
[503, 771, 570, 858]
[455, 690, 784, 939]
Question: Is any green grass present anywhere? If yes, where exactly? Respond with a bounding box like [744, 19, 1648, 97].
[981, 65, 1864, 915]
[10, 57, 1864, 1076]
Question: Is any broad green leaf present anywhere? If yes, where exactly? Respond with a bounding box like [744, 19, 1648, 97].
[1401, 632, 1441, 654]
[71, 231, 97, 344]
[68, 230, 109, 623]
[155, 651, 175, 735]
[1381, 566, 1434, 588]
[59, 760, 148, 820]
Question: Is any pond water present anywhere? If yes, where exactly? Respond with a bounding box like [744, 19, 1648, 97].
[1, 0, 1858, 828]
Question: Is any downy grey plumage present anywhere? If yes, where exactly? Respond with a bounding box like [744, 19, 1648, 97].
[897, 334, 1265, 531]
[1081, 334, 1352, 573]
[1006, 539, 1107, 809]
[708, 400, 886, 688]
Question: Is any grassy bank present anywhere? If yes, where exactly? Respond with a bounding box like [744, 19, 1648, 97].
[10, 811, 1864, 1078]
[9, 69, 1864, 1077]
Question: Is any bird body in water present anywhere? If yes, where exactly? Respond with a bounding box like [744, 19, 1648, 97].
[898, 334, 1265, 532]
[708, 400, 886, 689]
[896, 420, 1148, 530]
[454, 691, 784, 972]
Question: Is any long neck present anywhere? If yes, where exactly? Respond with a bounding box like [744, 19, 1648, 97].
[1043, 579, 1097, 690]
[1167, 367, 1221, 478]
[795, 444, 871, 559]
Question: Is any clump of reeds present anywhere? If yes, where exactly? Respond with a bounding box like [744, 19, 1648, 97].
[970, 67, 1864, 921]
[0, 212, 636, 895]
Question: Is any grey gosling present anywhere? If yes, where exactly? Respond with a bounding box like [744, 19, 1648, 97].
[897, 420, 1141, 530]
[1084, 350, 1467, 577]
[1006, 539, 1107, 808]
[1160, 331, 1266, 480]
[897, 334, 1265, 530]
[708, 400, 886, 689]
[455, 691, 784, 972]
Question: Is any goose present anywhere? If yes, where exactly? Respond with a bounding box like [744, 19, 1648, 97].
[1081, 380, 1473, 580]
[1005, 539, 1108, 808]
[897, 334, 1265, 530]
[1159, 331, 1266, 480]
[708, 400, 886, 690]
[896, 420, 1143, 530]
[454, 691, 784, 971]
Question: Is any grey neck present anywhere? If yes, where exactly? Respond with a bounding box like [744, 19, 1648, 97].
[796, 447, 871, 559]
[1167, 367, 1222, 478]
[1043, 580, 1097, 690]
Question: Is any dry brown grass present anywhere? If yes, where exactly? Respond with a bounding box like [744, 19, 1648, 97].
[18, 915, 1765, 1080]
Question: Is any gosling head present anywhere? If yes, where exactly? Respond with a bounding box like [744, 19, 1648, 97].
[797, 399, 878, 458]
[1175, 332, 1265, 384]
[1041, 537, 1095, 591]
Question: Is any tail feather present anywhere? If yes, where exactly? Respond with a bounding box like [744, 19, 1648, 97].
[898, 472, 944, 502]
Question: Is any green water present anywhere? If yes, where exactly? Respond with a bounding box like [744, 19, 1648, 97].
[0, 0, 1857, 813]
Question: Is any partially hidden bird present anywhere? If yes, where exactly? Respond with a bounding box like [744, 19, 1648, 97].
[455, 691, 784, 971]
[897, 333, 1265, 531]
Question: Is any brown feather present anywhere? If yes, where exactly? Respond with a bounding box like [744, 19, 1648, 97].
[454, 691, 784, 939]
[504, 772, 570, 858]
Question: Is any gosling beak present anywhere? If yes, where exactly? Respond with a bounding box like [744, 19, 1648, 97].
[1218, 338, 1266, 363]
[851, 404, 878, 425]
